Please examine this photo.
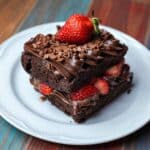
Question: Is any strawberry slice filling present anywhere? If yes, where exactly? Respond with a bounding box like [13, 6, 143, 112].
[36, 61, 128, 101]
[39, 83, 53, 96]
[70, 85, 98, 101]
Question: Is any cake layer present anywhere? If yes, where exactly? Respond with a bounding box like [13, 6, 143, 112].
[22, 29, 127, 93]
[30, 65, 133, 122]
[49, 77, 132, 122]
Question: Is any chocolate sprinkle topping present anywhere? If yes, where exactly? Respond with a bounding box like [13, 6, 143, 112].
[24, 29, 127, 80]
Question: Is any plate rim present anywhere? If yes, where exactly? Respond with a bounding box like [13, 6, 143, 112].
[0, 22, 150, 145]
[0, 108, 149, 145]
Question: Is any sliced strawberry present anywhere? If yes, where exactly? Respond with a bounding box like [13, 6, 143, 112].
[105, 61, 124, 77]
[94, 78, 109, 95]
[90, 78, 97, 84]
[71, 85, 98, 101]
[39, 83, 53, 96]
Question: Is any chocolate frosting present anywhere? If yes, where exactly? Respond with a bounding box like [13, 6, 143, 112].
[24, 29, 127, 79]
[30, 63, 133, 117]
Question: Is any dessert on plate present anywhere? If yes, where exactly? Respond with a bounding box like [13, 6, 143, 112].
[21, 14, 133, 122]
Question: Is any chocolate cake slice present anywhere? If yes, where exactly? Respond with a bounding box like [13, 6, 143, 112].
[30, 64, 132, 122]
[22, 29, 127, 93]
[21, 14, 133, 123]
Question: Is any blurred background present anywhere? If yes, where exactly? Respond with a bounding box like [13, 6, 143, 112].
[0, 0, 150, 149]
[0, 0, 150, 46]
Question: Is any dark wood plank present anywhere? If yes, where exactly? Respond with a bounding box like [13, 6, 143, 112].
[18, 0, 91, 31]
[88, 0, 150, 44]
[0, 117, 27, 150]
[0, 0, 36, 43]
[127, 1, 150, 43]
[133, 0, 150, 4]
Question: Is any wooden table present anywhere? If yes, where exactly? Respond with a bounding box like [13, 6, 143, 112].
[0, 0, 150, 149]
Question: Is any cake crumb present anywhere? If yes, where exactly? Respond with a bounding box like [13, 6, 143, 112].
[40, 95, 47, 101]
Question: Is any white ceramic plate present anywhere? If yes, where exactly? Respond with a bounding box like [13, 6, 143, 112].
[0, 22, 150, 145]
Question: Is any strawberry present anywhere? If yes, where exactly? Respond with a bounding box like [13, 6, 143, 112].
[71, 85, 98, 101]
[55, 14, 100, 44]
[39, 83, 53, 96]
[90, 78, 97, 84]
[94, 78, 109, 95]
[105, 61, 124, 77]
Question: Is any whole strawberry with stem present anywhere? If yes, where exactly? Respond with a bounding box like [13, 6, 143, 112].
[55, 14, 100, 44]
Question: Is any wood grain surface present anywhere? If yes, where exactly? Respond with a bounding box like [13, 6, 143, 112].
[0, 0, 36, 43]
[0, 0, 150, 149]
[88, 0, 150, 44]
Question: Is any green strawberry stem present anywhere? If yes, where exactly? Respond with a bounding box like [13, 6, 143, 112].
[91, 17, 100, 34]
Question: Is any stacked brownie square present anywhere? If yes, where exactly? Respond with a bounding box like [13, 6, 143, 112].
[21, 29, 132, 122]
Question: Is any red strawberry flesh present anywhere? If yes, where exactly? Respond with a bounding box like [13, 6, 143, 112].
[71, 85, 98, 101]
[39, 83, 53, 96]
[105, 61, 124, 77]
[94, 78, 109, 95]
